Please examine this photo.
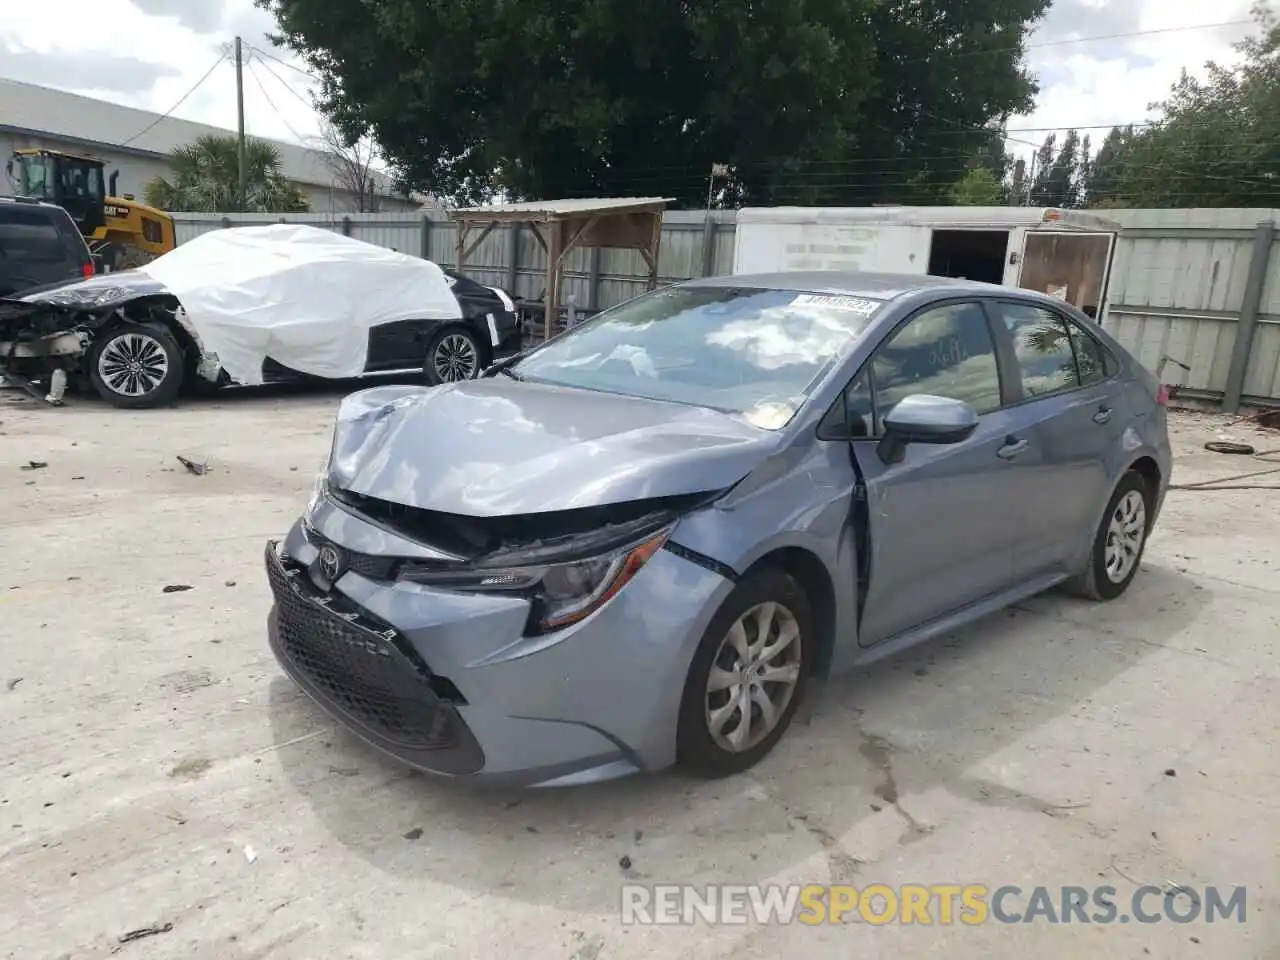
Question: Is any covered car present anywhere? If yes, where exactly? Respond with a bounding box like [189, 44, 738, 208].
[0, 224, 521, 408]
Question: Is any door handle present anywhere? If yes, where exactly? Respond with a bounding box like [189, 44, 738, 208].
[1093, 406, 1112, 424]
[997, 437, 1029, 460]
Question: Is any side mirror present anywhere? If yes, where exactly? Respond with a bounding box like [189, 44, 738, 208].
[877, 394, 979, 465]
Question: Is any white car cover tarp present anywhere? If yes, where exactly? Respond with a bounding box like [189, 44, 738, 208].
[140, 224, 463, 385]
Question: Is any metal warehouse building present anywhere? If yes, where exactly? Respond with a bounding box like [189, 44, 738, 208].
[0, 77, 422, 214]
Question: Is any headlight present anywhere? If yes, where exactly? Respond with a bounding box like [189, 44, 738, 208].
[28, 285, 132, 308]
[399, 527, 671, 634]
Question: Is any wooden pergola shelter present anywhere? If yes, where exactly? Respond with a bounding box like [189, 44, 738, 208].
[450, 197, 673, 339]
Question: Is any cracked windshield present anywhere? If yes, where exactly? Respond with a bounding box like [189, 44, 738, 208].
[511, 287, 884, 429]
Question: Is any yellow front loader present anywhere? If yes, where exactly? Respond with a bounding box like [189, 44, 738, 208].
[6, 148, 176, 271]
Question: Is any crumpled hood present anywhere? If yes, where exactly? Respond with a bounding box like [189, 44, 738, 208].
[327, 378, 782, 516]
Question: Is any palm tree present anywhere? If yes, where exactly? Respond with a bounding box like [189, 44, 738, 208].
[145, 134, 310, 213]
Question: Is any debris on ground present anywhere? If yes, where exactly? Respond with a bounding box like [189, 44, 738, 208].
[169, 758, 212, 779]
[328, 766, 359, 777]
[116, 922, 173, 945]
[569, 933, 606, 960]
[19, 461, 47, 471]
[244, 845, 258, 864]
[403, 827, 423, 840]
[6, 678, 22, 691]
[618, 855, 633, 871]
[1164, 768, 1177, 777]
[175, 455, 208, 476]
[161, 584, 193, 594]
[225, 580, 236, 587]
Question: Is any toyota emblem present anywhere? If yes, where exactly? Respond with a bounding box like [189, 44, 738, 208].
[317, 544, 345, 582]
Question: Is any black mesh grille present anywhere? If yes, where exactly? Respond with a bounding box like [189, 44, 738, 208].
[266, 547, 457, 749]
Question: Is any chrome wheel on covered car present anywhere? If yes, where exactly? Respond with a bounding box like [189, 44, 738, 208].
[424, 327, 482, 384]
[87, 322, 185, 409]
[678, 566, 813, 777]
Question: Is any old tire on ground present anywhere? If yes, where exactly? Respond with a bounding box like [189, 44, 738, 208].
[676, 566, 813, 778]
[88, 322, 185, 409]
[423, 325, 484, 385]
[1065, 469, 1153, 601]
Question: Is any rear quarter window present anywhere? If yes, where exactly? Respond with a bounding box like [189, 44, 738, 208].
[0, 209, 67, 262]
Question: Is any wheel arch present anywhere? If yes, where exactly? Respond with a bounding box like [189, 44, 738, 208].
[741, 546, 838, 679]
[1127, 454, 1162, 498]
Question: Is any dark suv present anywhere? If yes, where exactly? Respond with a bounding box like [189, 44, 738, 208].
[0, 196, 95, 298]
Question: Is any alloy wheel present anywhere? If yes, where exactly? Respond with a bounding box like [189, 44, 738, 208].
[704, 601, 803, 753]
[97, 332, 170, 398]
[1104, 489, 1146, 583]
[432, 333, 478, 382]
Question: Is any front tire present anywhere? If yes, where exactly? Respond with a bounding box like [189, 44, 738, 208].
[423, 326, 483, 385]
[1066, 470, 1152, 601]
[88, 322, 185, 409]
[677, 567, 813, 778]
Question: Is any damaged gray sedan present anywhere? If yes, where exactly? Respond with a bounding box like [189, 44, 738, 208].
[267, 272, 1171, 787]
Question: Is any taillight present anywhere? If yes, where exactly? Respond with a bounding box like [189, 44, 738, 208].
[82, 261, 95, 277]
[1156, 384, 1170, 406]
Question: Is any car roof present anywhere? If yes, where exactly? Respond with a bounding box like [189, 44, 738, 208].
[0, 195, 69, 217]
[679, 270, 1096, 315]
[680, 270, 1002, 301]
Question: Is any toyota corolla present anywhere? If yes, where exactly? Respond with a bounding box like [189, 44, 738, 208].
[265, 272, 1172, 787]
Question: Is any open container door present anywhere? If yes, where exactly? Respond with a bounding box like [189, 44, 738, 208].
[1016, 231, 1117, 322]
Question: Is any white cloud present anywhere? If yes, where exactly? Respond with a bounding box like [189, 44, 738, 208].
[1011, 0, 1259, 159]
[0, 0, 325, 148]
[0, 0, 1266, 168]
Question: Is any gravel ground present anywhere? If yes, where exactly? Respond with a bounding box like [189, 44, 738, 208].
[0, 384, 1276, 960]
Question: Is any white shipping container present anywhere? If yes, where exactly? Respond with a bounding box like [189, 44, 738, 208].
[732, 206, 1123, 318]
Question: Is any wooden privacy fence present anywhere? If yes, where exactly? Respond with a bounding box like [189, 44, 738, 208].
[171, 207, 1280, 408]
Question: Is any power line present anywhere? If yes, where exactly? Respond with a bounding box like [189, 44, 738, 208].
[249, 49, 315, 111]
[1023, 19, 1254, 52]
[119, 54, 228, 147]
[249, 44, 316, 81]
[245, 59, 309, 142]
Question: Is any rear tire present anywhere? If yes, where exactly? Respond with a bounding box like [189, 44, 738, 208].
[676, 567, 813, 778]
[88, 322, 184, 409]
[423, 325, 483, 385]
[1065, 470, 1152, 601]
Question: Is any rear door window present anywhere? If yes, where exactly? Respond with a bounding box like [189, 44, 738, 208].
[0, 208, 66, 262]
[992, 302, 1080, 397]
[1066, 320, 1116, 384]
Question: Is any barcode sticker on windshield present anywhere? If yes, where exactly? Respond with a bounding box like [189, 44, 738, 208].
[792, 294, 881, 315]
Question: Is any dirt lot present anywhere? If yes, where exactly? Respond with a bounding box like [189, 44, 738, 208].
[0, 385, 1276, 960]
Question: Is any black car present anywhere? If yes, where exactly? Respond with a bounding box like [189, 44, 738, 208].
[0, 260, 521, 408]
[0, 196, 95, 298]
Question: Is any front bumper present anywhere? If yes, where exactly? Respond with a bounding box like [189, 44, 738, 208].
[264, 510, 733, 787]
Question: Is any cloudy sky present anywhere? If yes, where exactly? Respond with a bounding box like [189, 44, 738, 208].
[0, 0, 1262, 163]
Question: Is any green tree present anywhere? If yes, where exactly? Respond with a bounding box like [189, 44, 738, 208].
[950, 166, 1006, 205]
[145, 135, 310, 213]
[1112, 5, 1280, 207]
[256, 0, 1049, 205]
[1084, 126, 1134, 206]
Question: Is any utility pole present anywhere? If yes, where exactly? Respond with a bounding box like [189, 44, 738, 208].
[234, 36, 247, 212]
